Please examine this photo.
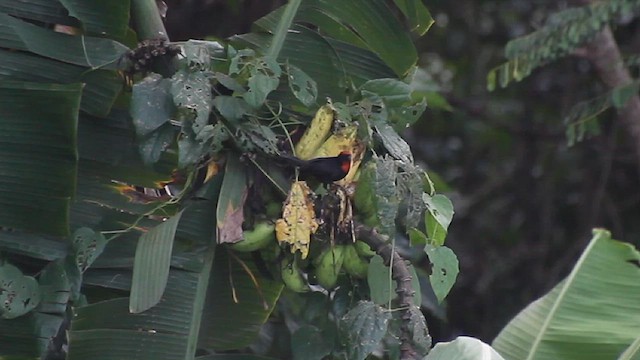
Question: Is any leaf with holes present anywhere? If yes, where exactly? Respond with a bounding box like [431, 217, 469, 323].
[0, 262, 40, 319]
[425, 244, 458, 303]
[375, 156, 399, 236]
[339, 301, 391, 360]
[407, 306, 432, 357]
[243, 56, 281, 108]
[72, 227, 108, 273]
[131, 74, 174, 137]
[287, 63, 317, 107]
[171, 69, 213, 134]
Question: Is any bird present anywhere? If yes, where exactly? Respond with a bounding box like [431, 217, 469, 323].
[280, 151, 352, 184]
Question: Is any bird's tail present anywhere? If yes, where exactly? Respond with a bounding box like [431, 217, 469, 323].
[278, 153, 307, 167]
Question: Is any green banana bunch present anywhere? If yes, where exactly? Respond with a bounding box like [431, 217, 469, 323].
[313, 245, 346, 289]
[354, 240, 376, 257]
[230, 222, 275, 252]
[280, 258, 309, 293]
[342, 244, 369, 278]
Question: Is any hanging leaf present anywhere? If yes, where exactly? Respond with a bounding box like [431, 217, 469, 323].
[275, 181, 319, 259]
[424, 244, 459, 303]
[339, 301, 391, 360]
[129, 211, 184, 313]
[373, 120, 413, 165]
[216, 157, 249, 244]
[423, 194, 454, 244]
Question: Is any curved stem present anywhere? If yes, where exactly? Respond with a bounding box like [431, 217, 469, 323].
[131, 0, 169, 41]
[354, 223, 418, 360]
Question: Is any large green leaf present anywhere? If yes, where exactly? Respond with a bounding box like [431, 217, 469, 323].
[0, 0, 76, 26]
[58, 0, 130, 40]
[492, 229, 640, 360]
[0, 49, 122, 117]
[339, 300, 391, 360]
[0, 312, 65, 358]
[71, 249, 215, 360]
[255, 0, 418, 76]
[198, 250, 283, 350]
[0, 12, 129, 69]
[232, 27, 395, 102]
[78, 110, 174, 187]
[130, 211, 184, 313]
[426, 336, 505, 360]
[0, 80, 81, 235]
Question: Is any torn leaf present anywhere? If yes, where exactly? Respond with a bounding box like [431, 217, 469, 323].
[275, 181, 319, 259]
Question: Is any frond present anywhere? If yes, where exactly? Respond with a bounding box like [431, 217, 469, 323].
[488, 0, 640, 91]
[565, 80, 639, 146]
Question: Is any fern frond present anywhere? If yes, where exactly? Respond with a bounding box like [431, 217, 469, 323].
[488, 0, 640, 91]
[565, 80, 640, 146]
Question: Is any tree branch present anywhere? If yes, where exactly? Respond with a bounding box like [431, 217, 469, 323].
[354, 223, 418, 360]
[580, 26, 640, 165]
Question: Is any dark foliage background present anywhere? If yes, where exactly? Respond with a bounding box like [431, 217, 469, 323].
[164, 0, 640, 342]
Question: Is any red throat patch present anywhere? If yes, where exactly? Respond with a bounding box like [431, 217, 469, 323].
[340, 159, 351, 174]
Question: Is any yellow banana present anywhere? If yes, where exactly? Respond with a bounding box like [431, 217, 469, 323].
[280, 258, 309, 293]
[313, 245, 346, 289]
[230, 222, 275, 252]
[294, 104, 335, 160]
[342, 244, 369, 278]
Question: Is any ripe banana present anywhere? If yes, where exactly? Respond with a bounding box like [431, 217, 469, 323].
[280, 258, 309, 293]
[342, 244, 369, 278]
[230, 222, 275, 252]
[313, 245, 346, 289]
[294, 103, 335, 160]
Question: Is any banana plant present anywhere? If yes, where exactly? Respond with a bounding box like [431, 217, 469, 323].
[0, 1, 449, 359]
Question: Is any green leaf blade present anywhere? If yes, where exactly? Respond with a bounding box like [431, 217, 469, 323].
[130, 211, 184, 313]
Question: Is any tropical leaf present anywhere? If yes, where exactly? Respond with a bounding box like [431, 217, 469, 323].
[254, 0, 420, 76]
[130, 211, 184, 313]
[492, 229, 640, 360]
[70, 249, 215, 360]
[427, 336, 505, 360]
[0, 80, 81, 235]
[198, 250, 283, 351]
